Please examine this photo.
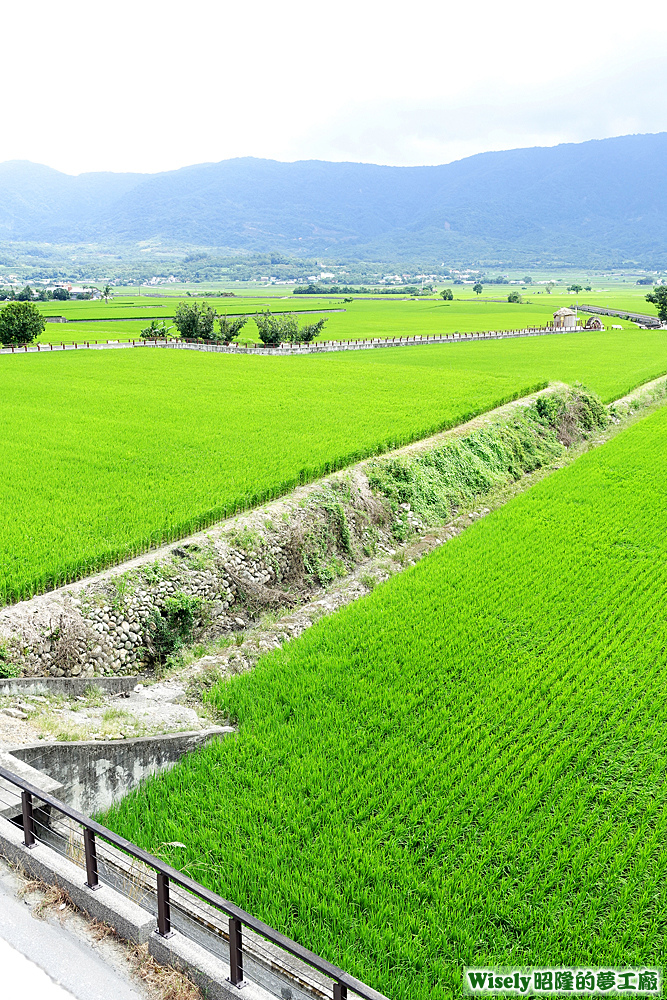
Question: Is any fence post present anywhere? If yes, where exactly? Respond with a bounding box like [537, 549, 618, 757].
[21, 791, 36, 849]
[84, 828, 100, 890]
[157, 872, 173, 937]
[228, 915, 244, 986]
[334, 983, 348, 1000]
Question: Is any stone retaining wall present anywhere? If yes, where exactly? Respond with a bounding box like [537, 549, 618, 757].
[0, 476, 397, 678]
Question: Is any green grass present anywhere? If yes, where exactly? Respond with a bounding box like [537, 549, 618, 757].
[3, 326, 667, 604]
[103, 403, 667, 998]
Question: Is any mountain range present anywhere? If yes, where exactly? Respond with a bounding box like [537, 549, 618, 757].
[0, 132, 665, 266]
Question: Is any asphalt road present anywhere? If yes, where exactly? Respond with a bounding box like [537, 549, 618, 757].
[0, 862, 146, 1000]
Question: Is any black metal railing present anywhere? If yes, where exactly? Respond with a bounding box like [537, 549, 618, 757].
[0, 763, 388, 1000]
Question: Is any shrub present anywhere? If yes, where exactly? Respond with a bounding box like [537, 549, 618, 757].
[173, 301, 218, 340]
[146, 593, 204, 662]
[0, 300, 46, 345]
[0, 639, 19, 678]
[141, 319, 173, 340]
[507, 291, 522, 303]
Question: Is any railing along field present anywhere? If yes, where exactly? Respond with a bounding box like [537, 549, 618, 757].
[0, 763, 388, 1000]
[0, 324, 582, 356]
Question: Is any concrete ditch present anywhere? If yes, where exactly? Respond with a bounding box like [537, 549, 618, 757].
[0, 675, 137, 697]
[10, 727, 233, 814]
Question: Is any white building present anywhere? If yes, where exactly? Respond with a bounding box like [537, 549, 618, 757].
[553, 307, 577, 330]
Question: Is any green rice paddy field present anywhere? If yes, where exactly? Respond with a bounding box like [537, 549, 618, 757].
[3, 327, 667, 604]
[104, 402, 667, 999]
[25, 286, 656, 344]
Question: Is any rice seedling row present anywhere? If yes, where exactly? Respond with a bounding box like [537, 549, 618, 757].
[3, 327, 667, 603]
[104, 404, 667, 999]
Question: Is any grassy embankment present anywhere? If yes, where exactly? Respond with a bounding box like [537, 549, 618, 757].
[104, 402, 667, 999]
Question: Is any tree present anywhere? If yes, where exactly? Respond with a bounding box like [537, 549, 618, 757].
[52, 287, 70, 301]
[254, 310, 327, 345]
[103, 284, 112, 302]
[473, 282, 483, 296]
[173, 300, 217, 340]
[441, 288, 454, 301]
[0, 301, 46, 345]
[217, 315, 248, 343]
[297, 318, 327, 343]
[523, 275, 533, 284]
[16, 285, 33, 301]
[545, 283, 554, 294]
[646, 286, 667, 322]
[255, 310, 299, 345]
[507, 291, 522, 303]
[568, 284, 583, 294]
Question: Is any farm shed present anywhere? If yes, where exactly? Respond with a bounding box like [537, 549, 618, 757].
[553, 307, 577, 330]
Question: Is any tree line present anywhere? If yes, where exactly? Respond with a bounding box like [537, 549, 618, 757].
[163, 302, 327, 345]
[0, 299, 329, 347]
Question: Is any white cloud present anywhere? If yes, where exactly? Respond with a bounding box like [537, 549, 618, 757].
[0, 0, 665, 173]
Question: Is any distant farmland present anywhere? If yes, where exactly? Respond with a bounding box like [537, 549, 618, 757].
[105, 402, 667, 999]
[21, 284, 656, 344]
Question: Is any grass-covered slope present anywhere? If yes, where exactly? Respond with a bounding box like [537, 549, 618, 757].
[104, 403, 667, 999]
[3, 326, 667, 604]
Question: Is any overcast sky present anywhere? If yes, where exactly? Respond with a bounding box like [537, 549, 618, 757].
[2, 0, 665, 175]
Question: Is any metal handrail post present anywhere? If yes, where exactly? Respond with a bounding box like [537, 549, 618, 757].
[84, 828, 100, 890]
[157, 872, 173, 937]
[229, 915, 244, 986]
[21, 791, 36, 849]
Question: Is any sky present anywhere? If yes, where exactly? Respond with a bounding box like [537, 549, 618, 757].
[2, 0, 666, 175]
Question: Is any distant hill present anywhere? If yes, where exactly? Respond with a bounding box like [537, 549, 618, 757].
[1, 133, 666, 265]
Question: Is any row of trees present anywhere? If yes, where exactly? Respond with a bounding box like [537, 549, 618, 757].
[0, 299, 330, 347]
[142, 301, 328, 346]
[442, 286, 523, 303]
